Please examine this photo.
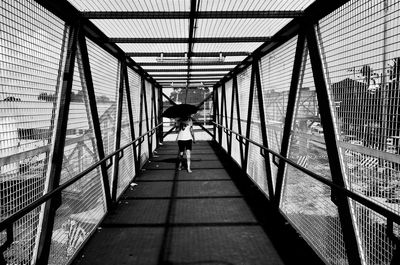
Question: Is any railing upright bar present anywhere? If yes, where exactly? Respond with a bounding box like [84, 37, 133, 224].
[254, 59, 275, 200]
[111, 61, 125, 202]
[123, 63, 139, 183]
[274, 32, 306, 207]
[306, 23, 362, 265]
[34, 24, 80, 265]
[78, 31, 112, 210]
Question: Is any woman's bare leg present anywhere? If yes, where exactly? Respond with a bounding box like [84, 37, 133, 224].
[186, 149, 192, 172]
[178, 152, 184, 170]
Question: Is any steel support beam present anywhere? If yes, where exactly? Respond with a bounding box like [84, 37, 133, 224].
[142, 82, 152, 158]
[243, 65, 256, 172]
[111, 62, 125, 202]
[35, 24, 79, 265]
[136, 78, 145, 174]
[78, 30, 112, 210]
[139, 61, 242, 66]
[109, 37, 271, 43]
[222, 83, 230, 152]
[274, 33, 306, 206]
[127, 52, 250, 57]
[148, 68, 232, 73]
[306, 23, 362, 265]
[152, 74, 224, 78]
[82, 10, 304, 19]
[123, 64, 139, 181]
[228, 77, 235, 156]
[233, 75, 245, 166]
[253, 59, 275, 200]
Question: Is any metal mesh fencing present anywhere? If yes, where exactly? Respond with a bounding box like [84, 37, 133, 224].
[47, 51, 107, 264]
[280, 47, 349, 264]
[247, 72, 269, 197]
[230, 81, 242, 166]
[116, 83, 135, 199]
[86, 37, 120, 185]
[319, 0, 400, 263]
[1, 0, 68, 263]
[237, 66, 252, 141]
[127, 67, 141, 161]
[259, 36, 298, 188]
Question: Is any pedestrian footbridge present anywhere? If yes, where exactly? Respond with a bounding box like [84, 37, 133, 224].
[1, 1, 400, 265]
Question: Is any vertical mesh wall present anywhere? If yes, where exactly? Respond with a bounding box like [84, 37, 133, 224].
[320, 0, 400, 263]
[48, 46, 107, 264]
[0, 0, 67, 263]
[280, 48, 349, 264]
[237, 66, 252, 146]
[86, 38, 119, 183]
[230, 81, 242, 166]
[221, 85, 228, 152]
[247, 67, 269, 197]
[127, 67, 141, 160]
[224, 80, 233, 153]
[116, 80, 135, 200]
[260, 36, 298, 187]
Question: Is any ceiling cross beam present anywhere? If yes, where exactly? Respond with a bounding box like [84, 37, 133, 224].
[108, 37, 271, 43]
[126, 52, 251, 57]
[82, 11, 304, 19]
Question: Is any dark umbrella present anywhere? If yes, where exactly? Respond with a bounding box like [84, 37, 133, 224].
[162, 104, 198, 118]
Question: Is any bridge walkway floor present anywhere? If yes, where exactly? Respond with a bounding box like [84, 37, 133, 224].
[72, 141, 323, 265]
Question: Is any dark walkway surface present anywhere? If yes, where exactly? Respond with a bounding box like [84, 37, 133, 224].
[72, 141, 323, 265]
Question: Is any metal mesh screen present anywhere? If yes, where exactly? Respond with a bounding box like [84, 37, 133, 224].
[280, 47, 348, 264]
[86, 38, 120, 183]
[319, 0, 400, 263]
[237, 66, 252, 141]
[116, 81, 135, 200]
[247, 69, 269, 197]
[1, 0, 67, 263]
[127, 67, 141, 161]
[48, 52, 106, 264]
[260, 36, 298, 187]
[230, 81, 242, 167]
[221, 85, 228, 152]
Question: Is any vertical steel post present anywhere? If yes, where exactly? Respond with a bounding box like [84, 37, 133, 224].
[142, 81, 151, 158]
[228, 78, 235, 156]
[158, 87, 164, 144]
[253, 59, 275, 199]
[212, 87, 217, 141]
[274, 32, 306, 207]
[243, 65, 256, 172]
[137, 77, 145, 172]
[78, 32, 112, 210]
[217, 86, 223, 144]
[221, 83, 230, 149]
[35, 24, 79, 265]
[233, 75, 245, 166]
[151, 84, 158, 147]
[306, 23, 362, 265]
[124, 65, 138, 181]
[111, 61, 125, 202]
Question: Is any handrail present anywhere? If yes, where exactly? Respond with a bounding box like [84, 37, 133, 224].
[0, 123, 162, 232]
[212, 122, 400, 226]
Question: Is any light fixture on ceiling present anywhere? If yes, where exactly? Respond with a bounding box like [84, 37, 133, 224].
[156, 52, 225, 63]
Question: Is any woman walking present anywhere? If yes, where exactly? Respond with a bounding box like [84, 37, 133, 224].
[176, 116, 196, 172]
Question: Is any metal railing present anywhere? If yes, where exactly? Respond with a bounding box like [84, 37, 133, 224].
[212, 122, 400, 237]
[0, 123, 162, 262]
